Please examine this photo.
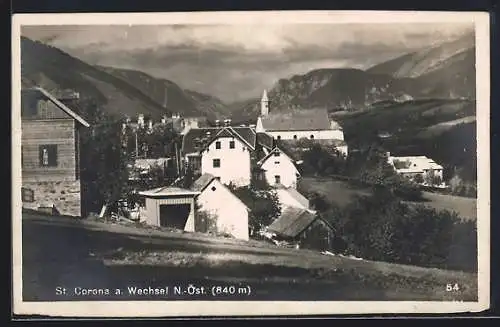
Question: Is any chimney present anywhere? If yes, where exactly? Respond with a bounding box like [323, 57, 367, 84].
[161, 115, 167, 124]
[215, 119, 220, 128]
[386, 152, 391, 158]
[138, 114, 145, 128]
[224, 119, 231, 127]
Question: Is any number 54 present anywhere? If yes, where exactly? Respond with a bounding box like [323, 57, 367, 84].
[446, 283, 460, 291]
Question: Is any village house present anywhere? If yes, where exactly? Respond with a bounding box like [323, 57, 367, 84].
[255, 90, 348, 155]
[191, 173, 250, 241]
[20, 87, 90, 217]
[387, 153, 445, 187]
[181, 123, 257, 187]
[257, 146, 301, 189]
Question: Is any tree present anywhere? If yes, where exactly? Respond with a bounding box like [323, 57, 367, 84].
[229, 185, 281, 233]
[80, 112, 132, 216]
[301, 143, 347, 176]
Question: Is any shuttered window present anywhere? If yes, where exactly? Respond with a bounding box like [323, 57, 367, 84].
[39, 145, 58, 167]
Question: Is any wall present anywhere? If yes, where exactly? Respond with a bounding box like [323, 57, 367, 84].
[260, 152, 299, 188]
[21, 180, 81, 217]
[201, 136, 251, 187]
[264, 129, 345, 141]
[21, 119, 77, 182]
[196, 179, 249, 241]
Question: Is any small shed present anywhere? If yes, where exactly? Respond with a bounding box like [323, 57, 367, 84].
[268, 207, 334, 250]
[139, 186, 200, 231]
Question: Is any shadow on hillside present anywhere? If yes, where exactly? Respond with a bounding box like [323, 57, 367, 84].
[21, 214, 477, 302]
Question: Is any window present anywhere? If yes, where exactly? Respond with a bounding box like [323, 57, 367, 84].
[293, 135, 297, 140]
[274, 151, 280, 157]
[215, 141, 221, 149]
[277, 135, 281, 140]
[274, 161, 280, 165]
[211, 186, 217, 191]
[229, 140, 235, 149]
[310, 135, 315, 139]
[213, 159, 221, 168]
[39, 145, 58, 167]
[274, 175, 281, 184]
[21, 187, 35, 203]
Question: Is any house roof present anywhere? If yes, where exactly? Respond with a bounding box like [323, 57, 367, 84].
[389, 156, 443, 173]
[260, 108, 339, 132]
[256, 132, 275, 150]
[134, 158, 171, 170]
[191, 173, 251, 211]
[181, 126, 256, 155]
[25, 87, 90, 127]
[267, 207, 318, 238]
[257, 146, 301, 171]
[276, 187, 310, 209]
[190, 173, 217, 192]
[139, 186, 200, 197]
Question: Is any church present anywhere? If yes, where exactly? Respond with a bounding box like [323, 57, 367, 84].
[255, 90, 348, 156]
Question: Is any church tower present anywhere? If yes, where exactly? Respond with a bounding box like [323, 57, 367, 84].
[260, 89, 270, 116]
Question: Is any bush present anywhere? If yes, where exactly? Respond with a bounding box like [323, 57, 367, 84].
[323, 189, 477, 272]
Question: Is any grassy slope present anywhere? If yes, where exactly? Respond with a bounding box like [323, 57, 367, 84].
[299, 177, 477, 221]
[22, 212, 477, 302]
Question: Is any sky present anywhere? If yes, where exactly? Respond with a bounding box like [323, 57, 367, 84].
[21, 23, 474, 103]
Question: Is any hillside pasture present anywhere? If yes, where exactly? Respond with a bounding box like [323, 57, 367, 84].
[22, 212, 477, 302]
[298, 177, 477, 221]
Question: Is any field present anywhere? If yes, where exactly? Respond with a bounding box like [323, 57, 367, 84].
[299, 177, 477, 221]
[21, 212, 477, 302]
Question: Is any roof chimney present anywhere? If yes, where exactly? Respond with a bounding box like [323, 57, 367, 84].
[138, 114, 145, 128]
[215, 119, 220, 128]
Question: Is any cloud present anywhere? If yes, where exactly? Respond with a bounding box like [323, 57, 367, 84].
[21, 23, 474, 102]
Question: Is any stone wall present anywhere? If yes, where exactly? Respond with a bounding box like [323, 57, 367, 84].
[21, 180, 81, 217]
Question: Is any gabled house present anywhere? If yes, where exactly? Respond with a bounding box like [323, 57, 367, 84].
[387, 153, 445, 187]
[191, 173, 250, 241]
[256, 146, 301, 189]
[21, 87, 90, 217]
[181, 126, 257, 187]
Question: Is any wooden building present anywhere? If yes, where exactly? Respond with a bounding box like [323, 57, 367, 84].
[21, 87, 90, 217]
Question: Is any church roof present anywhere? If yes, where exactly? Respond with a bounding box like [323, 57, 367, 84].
[260, 108, 333, 132]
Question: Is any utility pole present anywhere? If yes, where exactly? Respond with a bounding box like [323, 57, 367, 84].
[175, 141, 181, 177]
[135, 131, 139, 158]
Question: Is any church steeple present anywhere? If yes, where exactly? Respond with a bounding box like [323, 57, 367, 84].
[261, 89, 269, 116]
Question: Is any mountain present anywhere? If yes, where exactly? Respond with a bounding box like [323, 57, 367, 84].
[20, 37, 228, 120]
[367, 32, 475, 78]
[229, 32, 475, 122]
[96, 66, 230, 118]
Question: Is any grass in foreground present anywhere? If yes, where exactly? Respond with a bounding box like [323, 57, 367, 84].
[21, 212, 478, 302]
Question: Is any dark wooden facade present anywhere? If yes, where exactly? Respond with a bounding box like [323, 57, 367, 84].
[21, 90, 83, 182]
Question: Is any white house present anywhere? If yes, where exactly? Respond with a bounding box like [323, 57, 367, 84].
[387, 153, 445, 187]
[256, 90, 346, 142]
[257, 146, 301, 189]
[191, 173, 250, 241]
[199, 126, 257, 187]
